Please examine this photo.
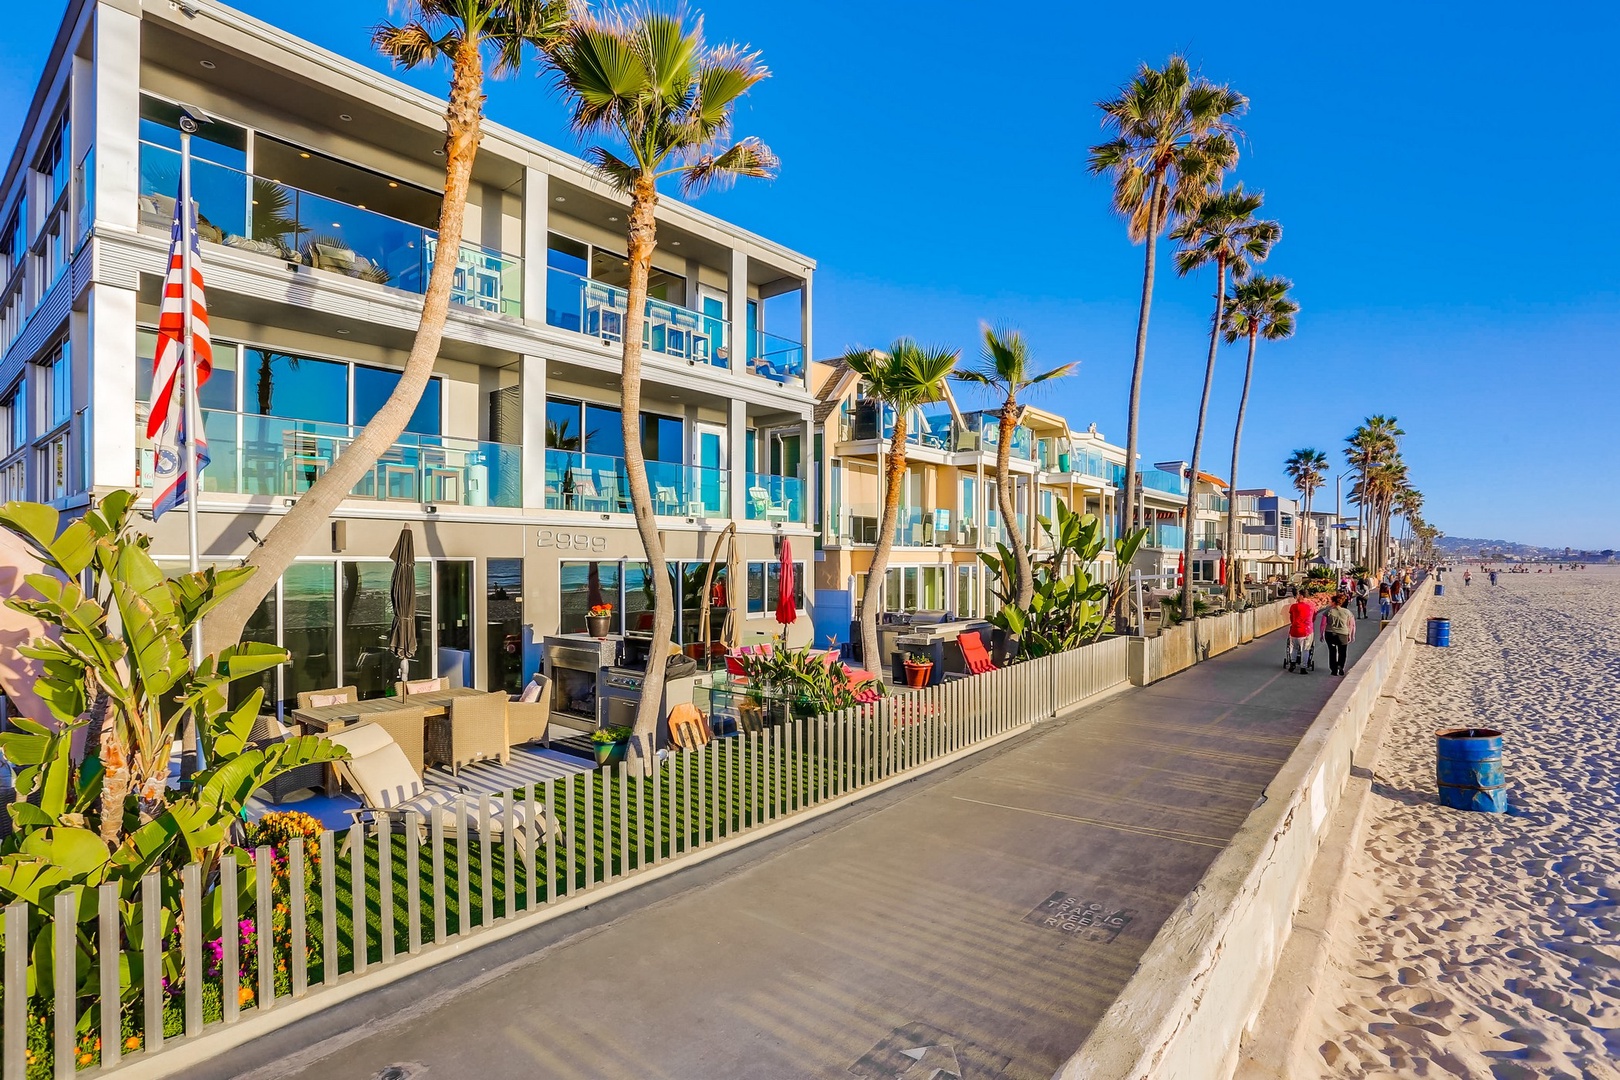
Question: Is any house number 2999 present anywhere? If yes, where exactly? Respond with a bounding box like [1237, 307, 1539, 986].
[536, 529, 608, 552]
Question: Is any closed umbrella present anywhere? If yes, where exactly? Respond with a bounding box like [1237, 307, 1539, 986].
[775, 537, 797, 632]
[388, 527, 417, 682]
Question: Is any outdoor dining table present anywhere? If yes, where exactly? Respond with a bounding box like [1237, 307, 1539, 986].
[291, 686, 486, 794]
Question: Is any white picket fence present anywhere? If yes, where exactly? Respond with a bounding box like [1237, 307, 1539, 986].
[2, 637, 1129, 1077]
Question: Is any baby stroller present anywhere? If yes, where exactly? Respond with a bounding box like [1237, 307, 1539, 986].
[1284, 636, 1315, 674]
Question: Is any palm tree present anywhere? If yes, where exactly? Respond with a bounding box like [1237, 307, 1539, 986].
[1221, 275, 1296, 600]
[952, 326, 1075, 608]
[204, 0, 570, 655]
[545, 6, 776, 764]
[1284, 449, 1328, 571]
[1170, 186, 1278, 614]
[1087, 55, 1244, 624]
[1344, 416, 1404, 571]
[843, 341, 959, 672]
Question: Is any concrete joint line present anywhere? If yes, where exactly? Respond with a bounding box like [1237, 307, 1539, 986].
[108, 680, 1133, 1080]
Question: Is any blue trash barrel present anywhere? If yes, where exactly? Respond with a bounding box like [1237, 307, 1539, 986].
[1435, 584, 1445, 596]
[1436, 728, 1505, 812]
[1427, 617, 1451, 647]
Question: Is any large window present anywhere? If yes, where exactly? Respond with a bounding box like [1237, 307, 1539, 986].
[956, 564, 978, 618]
[1, 200, 24, 277]
[39, 344, 70, 430]
[560, 560, 622, 635]
[545, 396, 684, 463]
[37, 118, 69, 212]
[1, 380, 23, 456]
[486, 559, 524, 694]
[354, 364, 442, 435]
[745, 559, 806, 616]
[883, 565, 946, 613]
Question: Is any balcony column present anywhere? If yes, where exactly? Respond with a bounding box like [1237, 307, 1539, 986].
[86, 284, 137, 490]
[728, 249, 748, 374]
[520, 354, 548, 508]
[727, 398, 747, 521]
[522, 168, 549, 326]
[799, 413, 813, 526]
[799, 274, 813, 379]
[93, 2, 140, 233]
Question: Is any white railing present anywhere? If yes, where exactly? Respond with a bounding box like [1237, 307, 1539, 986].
[3, 639, 1129, 1076]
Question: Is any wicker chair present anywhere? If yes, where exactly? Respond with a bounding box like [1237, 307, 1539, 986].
[248, 713, 326, 804]
[295, 685, 359, 711]
[426, 691, 509, 775]
[365, 706, 429, 777]
[396, 676, 450, 697]
[507, 674, 551, 748]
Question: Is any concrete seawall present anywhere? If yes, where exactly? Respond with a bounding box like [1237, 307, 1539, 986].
[1058, 580, 1436, 1079]
[1128, 598, 1292, 686]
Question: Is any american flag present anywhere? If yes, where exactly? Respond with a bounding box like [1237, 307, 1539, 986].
[146, 173, 213, 519]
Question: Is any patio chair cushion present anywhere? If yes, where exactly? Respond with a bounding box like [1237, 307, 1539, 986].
[957, 631, 998, 676]
[307, 692, 349, 708]
[517, 678, 544, 704]
[388, 790, 533, 837]
[327, 723, 425, 809]
[401, 678, 445, 696]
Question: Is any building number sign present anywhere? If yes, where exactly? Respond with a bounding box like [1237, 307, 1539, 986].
[535, 528, 609, 553]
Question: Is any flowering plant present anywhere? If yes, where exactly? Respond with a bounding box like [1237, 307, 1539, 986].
[588, 603, 613, 617]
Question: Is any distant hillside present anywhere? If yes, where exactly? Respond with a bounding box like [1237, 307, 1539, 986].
[1435, 536, 1616, 561]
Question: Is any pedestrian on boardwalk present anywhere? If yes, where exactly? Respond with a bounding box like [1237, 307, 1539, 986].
[1286, 588, 1315, 673]
[1317, 592, 1356, 676]
[1355, 578, 1370, 618]
[1378, 581, 1392, 620]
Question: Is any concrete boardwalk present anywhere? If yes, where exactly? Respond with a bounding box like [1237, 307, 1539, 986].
[215, 620, 1382, 1080]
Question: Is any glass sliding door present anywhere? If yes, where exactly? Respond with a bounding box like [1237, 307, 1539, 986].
[436, 560, 473, 687]
[283, 562, 338, 706]
[340, 561, 398, 699]
[486, 558, 524, 693]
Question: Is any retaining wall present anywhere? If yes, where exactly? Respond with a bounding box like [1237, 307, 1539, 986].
[1127, 598, 1292, 686]
[1057, 579, 1435, 1080]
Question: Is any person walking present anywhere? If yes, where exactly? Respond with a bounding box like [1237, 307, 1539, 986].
[1355, 577, 1370, 619]
[1317, 592, 1356, 676]
[1464, 570, 1472, 586]
[1378, 580, 1392, 620]
[1286, 588, 1316, 674]
[1489, 569, 1499, 586]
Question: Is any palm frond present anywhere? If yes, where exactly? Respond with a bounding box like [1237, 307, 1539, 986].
[373, 21, 457, 68]
[679, 137, 778, 194]
[585, 145, 641, 192]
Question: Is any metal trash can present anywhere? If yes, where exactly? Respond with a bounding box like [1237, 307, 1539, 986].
[1436, 727, 1505, 812]
[1435, 584, 1445, 596]
[1426, 617, 1451, 647]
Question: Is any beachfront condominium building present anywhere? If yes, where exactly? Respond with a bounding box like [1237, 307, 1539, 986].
[2, 0, 814, 717]
[809, 361, 1124, 645]
[1231, 489, 1300, 582]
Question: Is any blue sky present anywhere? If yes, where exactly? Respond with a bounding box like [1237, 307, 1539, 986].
[4, 2, 1616, 547]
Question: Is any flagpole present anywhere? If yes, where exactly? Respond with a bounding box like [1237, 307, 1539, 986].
[178, 115, 202, 780]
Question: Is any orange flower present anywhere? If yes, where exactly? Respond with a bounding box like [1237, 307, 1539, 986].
[238, 986, 255, 1006]
[78, 1054, 93, 1066]
[125, 1036, 142, 1051]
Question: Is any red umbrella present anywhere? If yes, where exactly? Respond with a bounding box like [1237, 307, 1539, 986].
[1218, 556, 1227, 586]
[775, 538, 798, 630]
[1176, 551, 1185, 587]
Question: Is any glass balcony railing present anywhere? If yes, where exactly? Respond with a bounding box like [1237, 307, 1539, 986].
[892, 507, 954, 547]
[136, 410, 521, 508]
[745, 329, 807, 387]
[974, 414, 1035, 460]
[1197, 494, 1230, 513]
[545, 268, 728, 367]
[1149, 524, 1185, 550]
[138, 141, 522, 317]
[745, 472, 803, 522]
[544, 449, 727, 518]
[1057, 448, 1128, 486]
[1139, 468, 1189, 497]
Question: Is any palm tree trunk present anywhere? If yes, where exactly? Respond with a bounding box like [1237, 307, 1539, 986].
[620, 174, 675, 772]
[1181, 257, 1227, 617]
[204, 42, 484, 655]
[1114, 172, 1164, 631]
[858, 421, 910, 678]
[1224, 328, 1257, 603]
[996, 398, 1032, 608]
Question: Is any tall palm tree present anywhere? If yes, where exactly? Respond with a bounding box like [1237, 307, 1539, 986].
[204, 0, 570, 655]
[1221, 274, 1296, 600]
[952, 326, 1075, 608]
[1344, 415, 1404, 571]
[546, 5, 776, 763]
[844, 341, 959, 672]
[1284, 449, 1328, 571]
[1170, 186, 1278, 614]
[1087, 55, 1244, 625]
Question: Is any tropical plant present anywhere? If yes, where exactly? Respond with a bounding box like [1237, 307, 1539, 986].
[0, 492, 345, 1056]
[979, 499, 1147, 659]
[1285, 448, 1329, 570]
[1170, 185, 1279, 615]
[544, 3, 777, 768]
[204, 0, 572, 657]
[953, 325, 1075, 609]
[1159, 591, 1218, 626]
[1221, 274, 1297, 600]
[1087, 55, 1244, 623]
[732, 646, 881, 719]
[842, 340, 959, 671]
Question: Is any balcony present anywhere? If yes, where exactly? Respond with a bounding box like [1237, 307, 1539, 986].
[136, 410, 521, 508]
[1063, 449, 1128, 486]
[973, 413, 1035, 461]
[1140, 468, 1189, 497]
[893, 507, 953, 547]
[1145, 524, 1185, 550]
[842, 401, 956, 450]
[1197, 494, 1229, 513]
[543, 450, 726, 518]
[137, 142, 522, 317]
[746, 329, 808, 387]
[745, 472, 803, 522]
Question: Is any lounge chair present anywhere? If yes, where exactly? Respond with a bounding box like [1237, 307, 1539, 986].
[507, 674, 551, 748]
[748, 486, 789, 523]
[956, 631, 999, 676]
[325, 722, 546, 845]
[425, 690, 510, 775]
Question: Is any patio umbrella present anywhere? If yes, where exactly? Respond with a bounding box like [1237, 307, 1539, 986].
[1176, 551, 1185, 588]
[775, 537, 798, 632]
[587, 561, 606, 608]
[1218, 556, 1227, 587]
[388, 526, 417, 682]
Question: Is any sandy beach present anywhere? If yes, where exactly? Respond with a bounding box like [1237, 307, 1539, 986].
[1309, 567, 1620, 1077]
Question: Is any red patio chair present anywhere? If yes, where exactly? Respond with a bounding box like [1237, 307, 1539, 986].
[957, 631, 998, 676]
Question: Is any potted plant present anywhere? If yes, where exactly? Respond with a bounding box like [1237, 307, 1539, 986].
[902, 650, 934, 688]
[591, 725, 633, 767]
[586, 603, 614, 639]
